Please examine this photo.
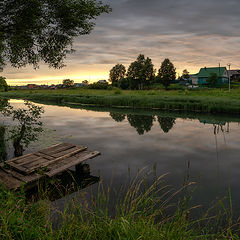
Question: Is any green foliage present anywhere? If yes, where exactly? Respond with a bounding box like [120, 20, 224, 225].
[3, 86, 240, 114]
[1, 175, 239, 239]
[0, 185, 48, 240]
[1, 101, 44, 156]
[109, 64, 126, 87]
[0, 0, 111, 70]
[63, 79, 74, 88]
[0, 77, 8, 92]
[88, 82, 109, 89]
[127, 54, 155, 90]
[182, 69, 190, 79]
[119, 77, 130, 90]
[207, 72, 218, 86]
[158, 58, 176, 90]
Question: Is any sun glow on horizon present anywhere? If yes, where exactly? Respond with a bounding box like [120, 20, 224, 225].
[6, 73, 110, 86]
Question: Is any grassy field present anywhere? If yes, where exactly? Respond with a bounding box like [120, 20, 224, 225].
[1, 86, 240, 114]
[1, 175, 240, 240]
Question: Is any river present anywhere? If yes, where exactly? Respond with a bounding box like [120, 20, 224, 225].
[1, 99, 240, 218]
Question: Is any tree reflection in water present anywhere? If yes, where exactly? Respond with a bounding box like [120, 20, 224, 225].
[0, 97, 8, 111]
[109, 112, 126, 122]
[127, 114, 154, 135]
[157, 117, 176, 133]
[109, 111, 177, 135]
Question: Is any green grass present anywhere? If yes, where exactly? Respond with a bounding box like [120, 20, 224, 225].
[2, 86, 240, 114]
[0, 174, 240, 240]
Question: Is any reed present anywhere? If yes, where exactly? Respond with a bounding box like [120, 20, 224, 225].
[0, 172, 239, 239]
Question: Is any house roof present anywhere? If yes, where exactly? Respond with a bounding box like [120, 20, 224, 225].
[197, 67, 227, 78]
[228, 70, 240, 76]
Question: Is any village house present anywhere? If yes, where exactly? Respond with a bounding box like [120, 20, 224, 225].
[228, 70, 240, 82]
[191, 67, 228, 85]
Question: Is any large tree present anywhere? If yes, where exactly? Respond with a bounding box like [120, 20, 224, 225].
[182, 69, 190, 80]
[0, 76, 8, 91]
[0, 0, 111, 70]
[109, 64, 126, 87]
[158, 58, 176, 90]
[127, 54, 155, 90]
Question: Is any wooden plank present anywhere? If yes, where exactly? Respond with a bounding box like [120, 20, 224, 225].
[0, 169, 22, 189]
[0, 164, 41, 183]
[47, 151, 100, 177]
[5, 152, 35, 164]
[39, 143, 74, 156]
[34, 152, 55, 160]
[24, 147, 88, 174]
[51, 146, 86, 158]
[16, 155, 47, 166]
[21, 157, 49, 169]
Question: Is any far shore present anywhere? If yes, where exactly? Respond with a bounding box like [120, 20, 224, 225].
[1, 86, 240, 114]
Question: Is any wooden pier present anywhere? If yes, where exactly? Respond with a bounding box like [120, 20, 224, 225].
[0, 143, 100, 190]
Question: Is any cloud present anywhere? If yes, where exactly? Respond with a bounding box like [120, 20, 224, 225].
[3, 0, 240, 84]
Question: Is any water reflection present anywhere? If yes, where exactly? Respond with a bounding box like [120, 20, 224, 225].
[26, 163, 100, 202]
[127, 114, 154, 135]
[0, 98, 8, 111]
[109, 112, 126, 122]
[109, 112, 176, 135]
[157, 117, 176, 133]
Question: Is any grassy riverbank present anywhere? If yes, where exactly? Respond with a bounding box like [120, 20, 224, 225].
[1, 87, 240, 114]
[1, 177, 239, 239]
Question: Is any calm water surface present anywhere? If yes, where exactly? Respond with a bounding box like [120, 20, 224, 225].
[1, 100, 240, 216]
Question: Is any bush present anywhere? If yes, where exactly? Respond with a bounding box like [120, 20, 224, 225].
[88, 83, 109, 89]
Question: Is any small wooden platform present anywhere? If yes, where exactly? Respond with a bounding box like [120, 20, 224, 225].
[0, 143, 100, 190]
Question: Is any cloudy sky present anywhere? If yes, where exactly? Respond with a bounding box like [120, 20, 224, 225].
[4, 0, 240, 85]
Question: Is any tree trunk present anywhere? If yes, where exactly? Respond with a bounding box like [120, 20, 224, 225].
[13, 141, 23, 157]
[13, 124, 26, 157]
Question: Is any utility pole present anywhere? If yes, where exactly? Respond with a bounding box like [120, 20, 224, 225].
[219, 63, 221, 89]
[227, 63, 231, 92]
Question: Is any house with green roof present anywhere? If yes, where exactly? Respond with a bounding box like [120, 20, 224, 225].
[191, 67, 228, 85]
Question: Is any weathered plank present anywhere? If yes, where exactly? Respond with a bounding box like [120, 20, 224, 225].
[34, 152, 55, 160]
[47, 151, 100, 177]
[0, 143, 100, 190]
[5, 152, 35, 164]
[0, 164, 41, 183]
[21, 157, 49, 169]
[23, 146, 88, 174]
[39, 143, 74, 156]
[16, 155, 47, 166]
[51, 146, 87, 158]
[0, 169, 22, 189]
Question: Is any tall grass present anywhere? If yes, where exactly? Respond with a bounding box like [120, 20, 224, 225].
[0, 172, 240, 239]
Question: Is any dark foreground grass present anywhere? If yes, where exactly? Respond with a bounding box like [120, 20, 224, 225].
[0, 174, 240, 240]
[1, 87, 240, 114]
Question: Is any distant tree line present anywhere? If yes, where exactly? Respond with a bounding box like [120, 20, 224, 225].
[109, 54, 176, 90]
